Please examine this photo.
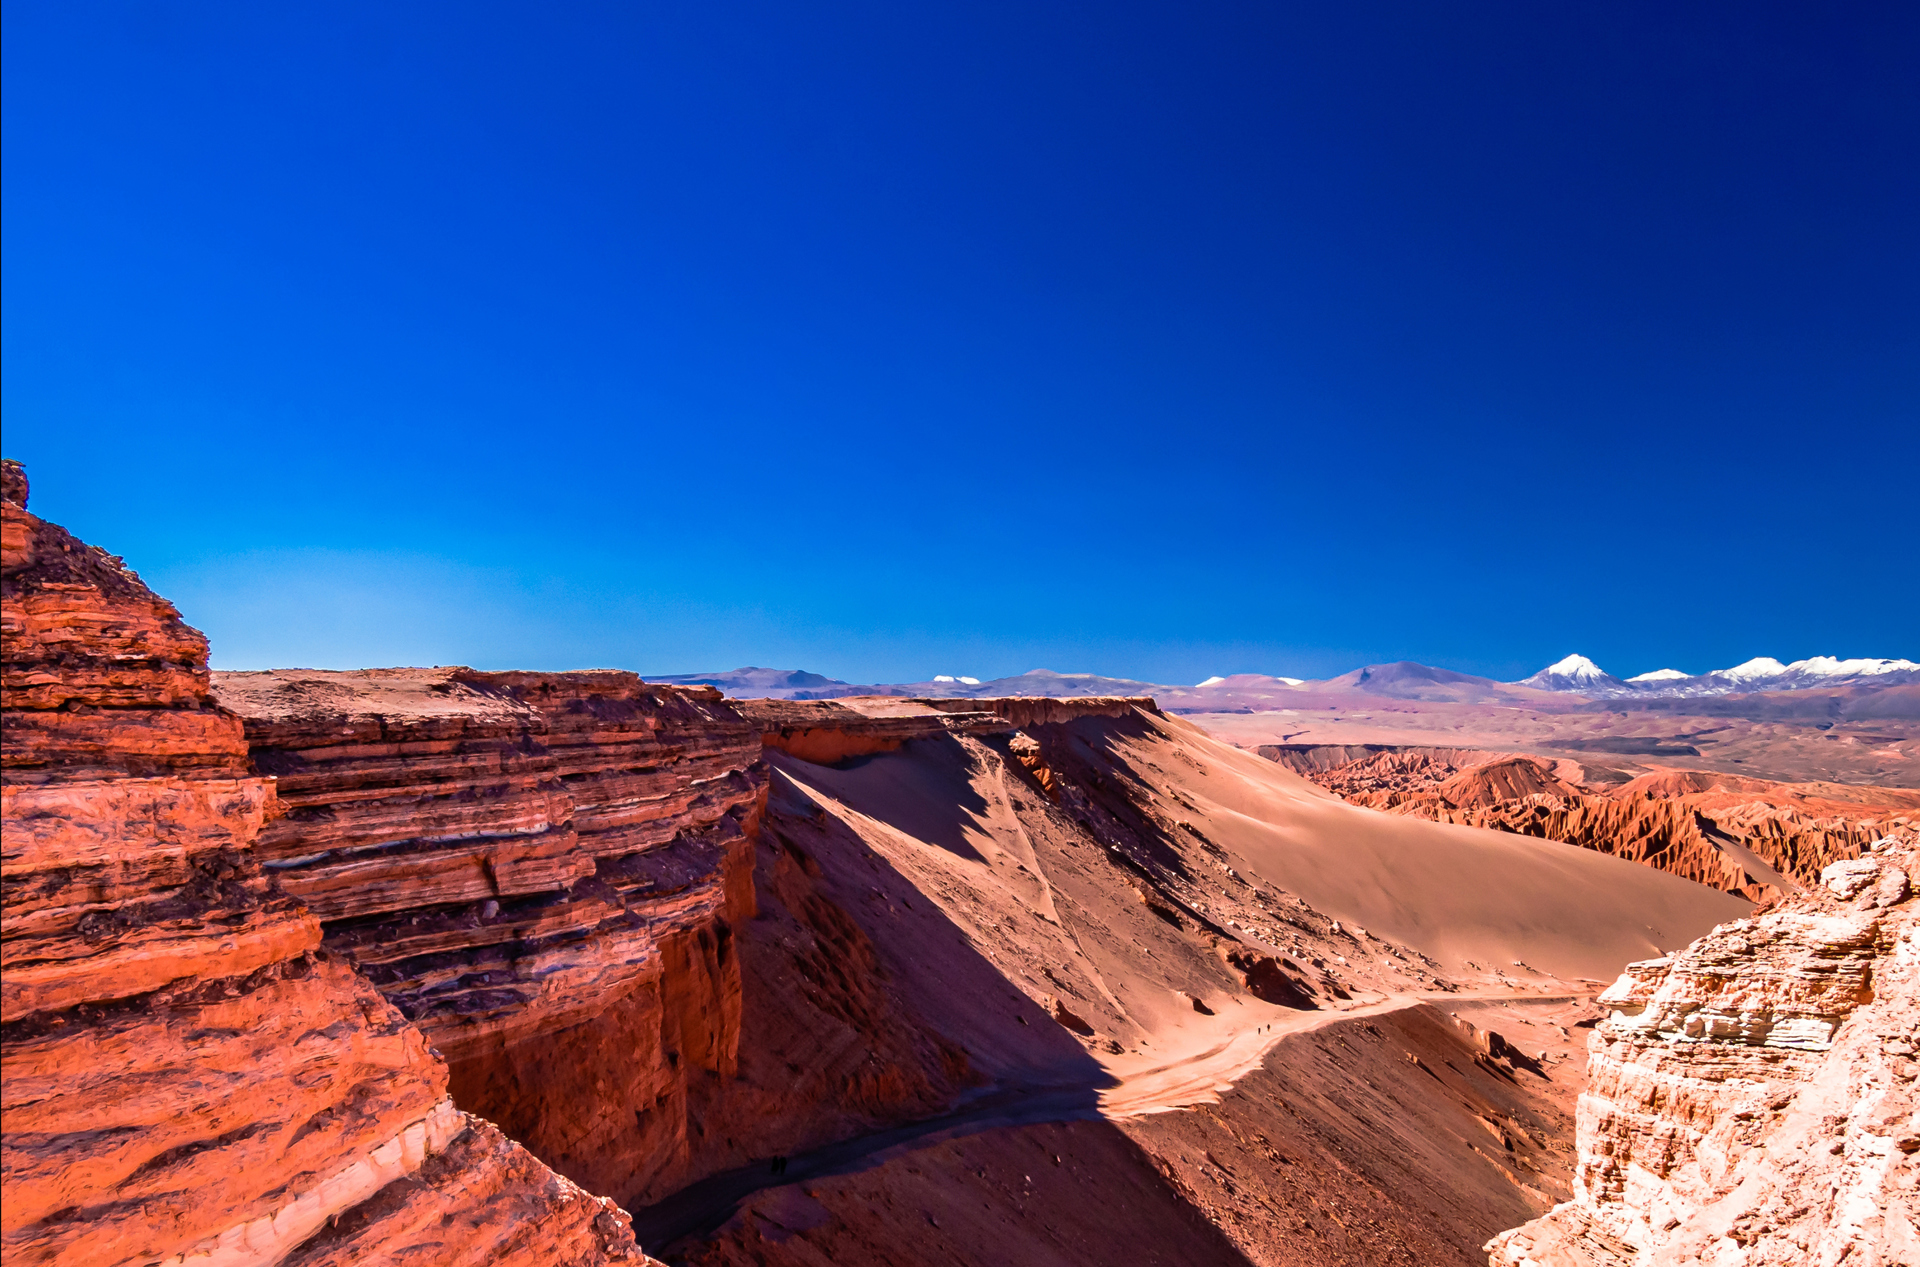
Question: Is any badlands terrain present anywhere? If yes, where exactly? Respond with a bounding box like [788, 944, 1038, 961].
[3, 455, 1913, 1266]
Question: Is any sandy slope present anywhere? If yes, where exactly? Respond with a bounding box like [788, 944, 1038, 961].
[1108, 713, 1747, 977]
[775, 707, 1744, 1046]
[654, 702, 1747, 1264]
[671, 996, 1605, 1267]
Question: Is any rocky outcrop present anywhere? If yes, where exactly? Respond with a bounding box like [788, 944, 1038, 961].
[738, 697, 1017, 763]
[0, 461, 644, 1265]
[210, 666, 768, 1206]
[919, 694, 1159, 727]
[1264, 746, 1918, 901]
[736, 695, 1153, 764]
[1486, 837, 1918, 1266]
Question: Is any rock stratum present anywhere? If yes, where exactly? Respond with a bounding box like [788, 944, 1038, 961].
[1486, 837, 1919, 1266]
[1263, 745, 1920, 903]
[208, 665, 766, 1204]
[1, 461, 647, 1265]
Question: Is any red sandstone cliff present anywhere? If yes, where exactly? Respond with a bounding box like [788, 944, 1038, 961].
[209, 665, 769, 1205]
[0, 462, 645, 1265]
[1486, 836, 1918, 1265]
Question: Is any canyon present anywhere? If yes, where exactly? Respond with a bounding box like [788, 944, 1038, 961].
[3, 456, 1911, 1266]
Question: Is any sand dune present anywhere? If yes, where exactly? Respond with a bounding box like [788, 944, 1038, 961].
[656, 698, 1744, 1263]
[747, 701, 1742, 1118]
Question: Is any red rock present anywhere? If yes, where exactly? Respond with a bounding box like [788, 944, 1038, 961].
[277, 1118, 652, 1267]
[209, 663, 769, 1204]
[0, 462, 644, 1266]
[1266, 745, 1917, 901]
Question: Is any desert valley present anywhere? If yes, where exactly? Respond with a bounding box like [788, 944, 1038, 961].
[10, 4, 1916, 1261]
[5, 457, 1915, 1266]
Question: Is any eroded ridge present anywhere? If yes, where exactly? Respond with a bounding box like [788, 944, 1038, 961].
[1264, 744, 1918, 901]
[0, 460, 645, 1267]
[1487, 838, 1918, 1266]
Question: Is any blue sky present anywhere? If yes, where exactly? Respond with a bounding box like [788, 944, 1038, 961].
[4, 2, 1915, 683]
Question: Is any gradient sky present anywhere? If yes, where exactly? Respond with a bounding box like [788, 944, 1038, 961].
[4, 2, 1916, 684]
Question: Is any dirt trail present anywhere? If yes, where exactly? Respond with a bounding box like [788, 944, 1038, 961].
[632, 987, 1578, 1252]
[1099, 988, 1589, 1118]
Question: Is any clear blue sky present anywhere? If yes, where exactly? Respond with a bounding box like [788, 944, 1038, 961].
[4, 2, 1915, 683]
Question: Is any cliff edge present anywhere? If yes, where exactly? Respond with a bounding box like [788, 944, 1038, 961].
[1486, 835, 1918, 1265]
[0, 460, 648, 1265]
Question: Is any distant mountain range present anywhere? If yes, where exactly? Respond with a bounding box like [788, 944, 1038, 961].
[1515, 653, 1920, 699]
[647, 667, 1166, 701]
[649, 653, 1918, 706]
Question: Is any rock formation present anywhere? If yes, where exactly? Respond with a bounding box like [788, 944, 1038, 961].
[736, 693, 1152, 765]
[739, 696, 1017, 763]
[209, 665, 768, 1205]
[1486, 836, 1918, 1266]
[0, 460, 645, 1264]
[1264, 745, 1918, 902]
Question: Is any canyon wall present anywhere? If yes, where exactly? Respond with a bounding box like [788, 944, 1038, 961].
[1487, 837, 1918, 1266]
[0, 461, 644, 1265]
[209, 666, 768, 1206]
[1263, 745, 1918, 902]
[188, 684, 1169, 1214]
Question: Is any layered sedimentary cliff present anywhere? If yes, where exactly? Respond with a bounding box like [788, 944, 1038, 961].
[0, 461, 643, 1265]
[1487, 837, 1918, 1266]
[1263, 745, 1918, 901]
[209, 666, 768, 1204]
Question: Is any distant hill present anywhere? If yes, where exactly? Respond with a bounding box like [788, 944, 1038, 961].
[1321, 661, 1545, 705]
[647, 667, 859, 699]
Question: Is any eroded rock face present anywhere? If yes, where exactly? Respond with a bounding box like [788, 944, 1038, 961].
[0, 461, 644, 1266]
[1265, 746, 1916, 901]
[210, 664, 767, 1203]
[1486, 838, 1919, 1266]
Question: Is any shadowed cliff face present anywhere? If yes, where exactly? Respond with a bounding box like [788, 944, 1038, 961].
[1263, 745, 1920, 903]
[0, 461, 644, 1266]
[209, 666, 769, 1206]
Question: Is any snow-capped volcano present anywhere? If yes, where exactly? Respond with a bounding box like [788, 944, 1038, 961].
[1776, 656, 1916, 681]
[1721, 657, 1790, 684]
[1517, 654, 1625, 693]
[1515, 654, 1919, 698]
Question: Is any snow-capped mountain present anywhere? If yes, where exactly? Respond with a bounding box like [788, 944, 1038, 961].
[1515, 654, 1920, 698]
[1517, 653, 1626, 693]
